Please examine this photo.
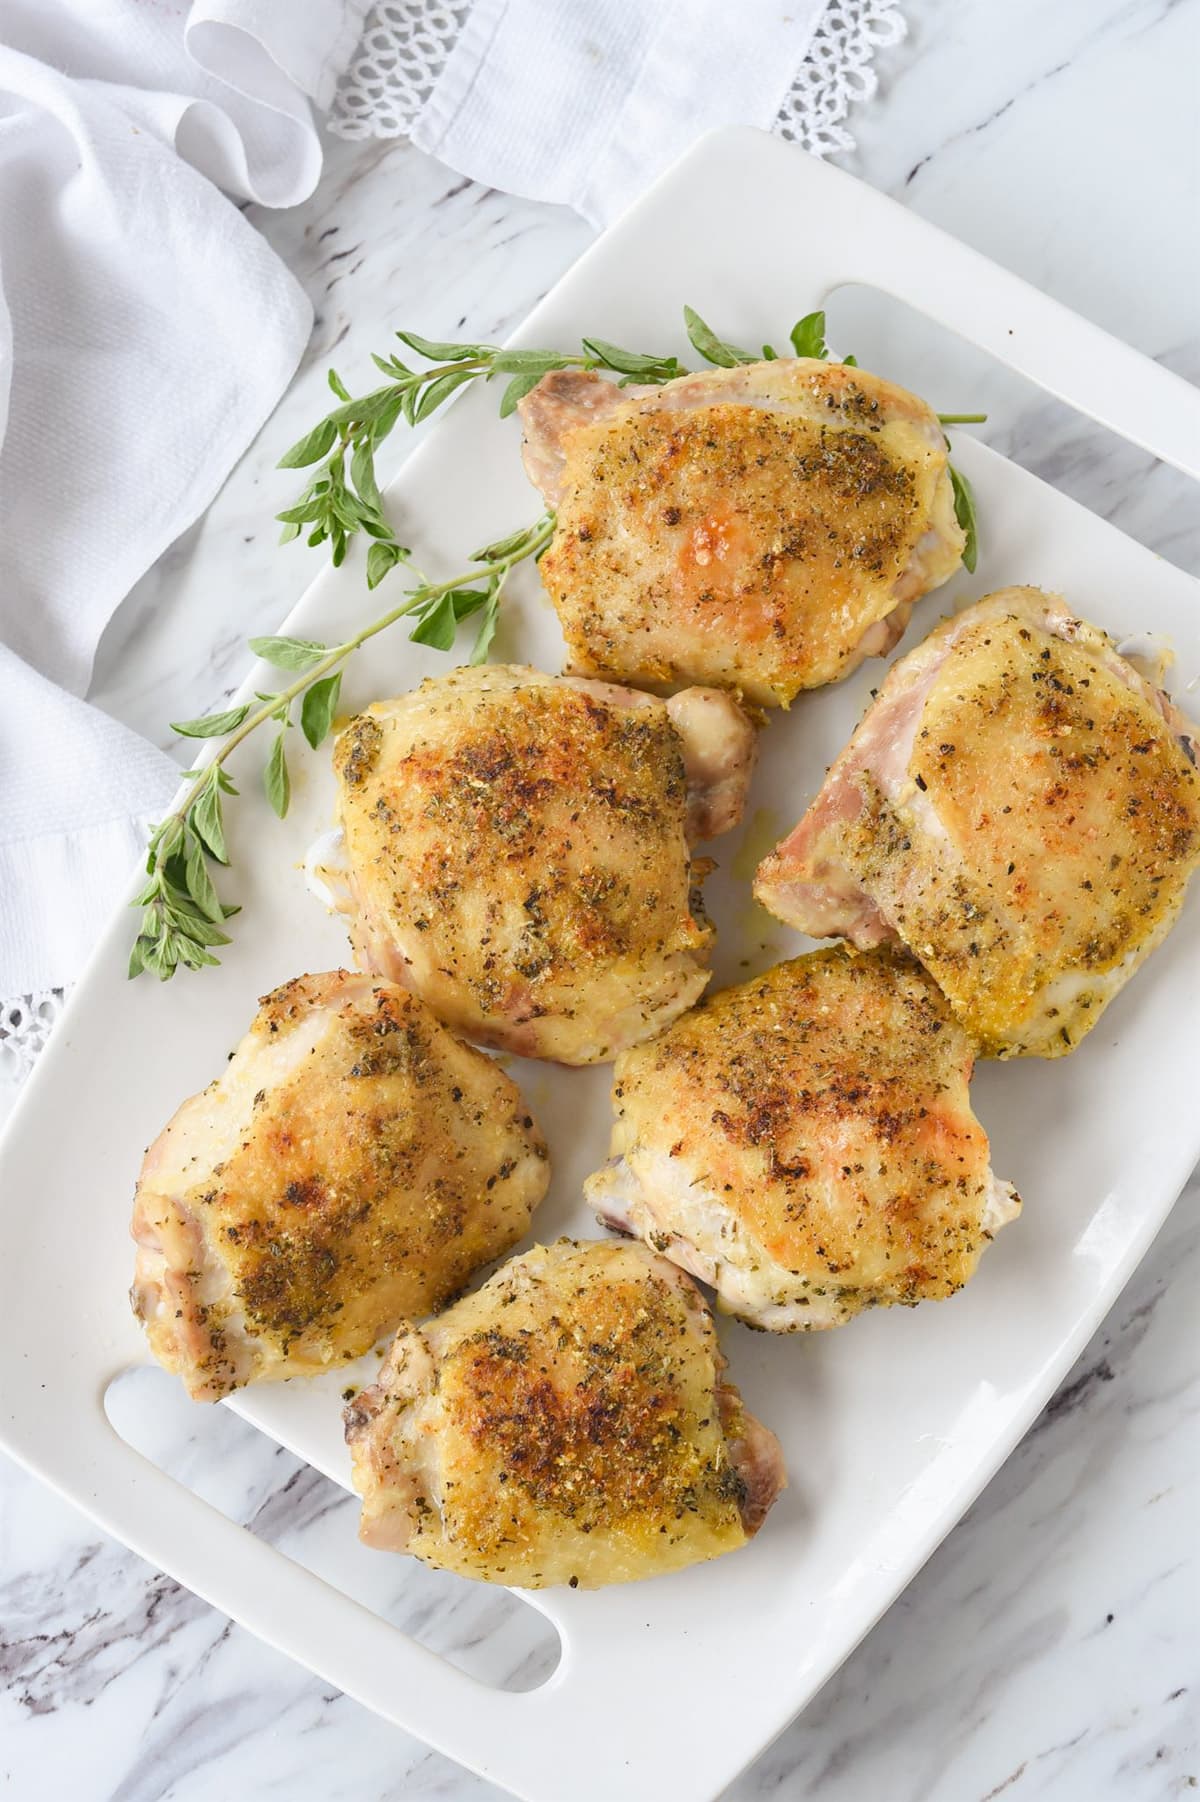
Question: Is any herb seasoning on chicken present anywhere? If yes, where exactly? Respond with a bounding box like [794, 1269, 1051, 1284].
[756, 588, 1200, 1057]
[131, 972, 549, 1400]
[519, 359, 964, 707]
[345, 1238, 786, 1588]
[587, 947, 1018, 1329]
[318, 664, 756, 1064]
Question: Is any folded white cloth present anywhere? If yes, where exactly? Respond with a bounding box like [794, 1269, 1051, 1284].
[0, 0, 368, 1004]
[390, 0, 828, 225]
[0, 649, 184, 996]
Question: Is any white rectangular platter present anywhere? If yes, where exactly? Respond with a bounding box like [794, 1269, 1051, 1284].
[1, 129, 1197, 1802]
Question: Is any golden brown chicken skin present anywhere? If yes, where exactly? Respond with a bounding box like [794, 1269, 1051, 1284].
[322, 665, 755, 1064]
[345, 1238, 786, 1588]
[131, 972, 549, 1400]
[520, 359, 964, 707]
[586, 948, 1018, 1330]
[755, 589, 1200, 1057]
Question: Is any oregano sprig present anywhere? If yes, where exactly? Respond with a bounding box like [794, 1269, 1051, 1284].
[277, 332, 683, 579]
[130, 513, 555, 980]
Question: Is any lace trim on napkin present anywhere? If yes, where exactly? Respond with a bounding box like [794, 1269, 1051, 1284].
[775, 0, 906, 155]
[329, 0, 907, 155]
[331, 0, 473, 140]
[1, 986, 67, 1086]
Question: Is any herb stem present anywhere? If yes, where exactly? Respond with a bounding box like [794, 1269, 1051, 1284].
[937, 413, 988, 425]
[181, 516, 551, 828]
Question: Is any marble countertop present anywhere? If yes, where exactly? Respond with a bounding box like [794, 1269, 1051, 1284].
[3, 0, 1198, 1796]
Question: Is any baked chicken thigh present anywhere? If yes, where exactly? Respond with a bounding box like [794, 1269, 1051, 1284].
[131, 972, 548, 1400]
[586, 947, 1018, 1330]
[319, 664, 755, 1064]
[520, 359, 964, 707]
[755, 589, 1200, 1057]
[345, 1238, 785, 1588]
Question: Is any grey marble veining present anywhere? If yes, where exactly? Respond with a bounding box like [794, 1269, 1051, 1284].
[5, 0, 1199, 1796]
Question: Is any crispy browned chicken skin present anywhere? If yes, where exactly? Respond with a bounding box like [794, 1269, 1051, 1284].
[345, 1238, 785, 1588]
[320, 664, 755, 1064]
[520, 359, 964, 707]
[131, 972, 549, 1400]
[587, 948, 1018, 1329]
[755, 589, 1200, 1056]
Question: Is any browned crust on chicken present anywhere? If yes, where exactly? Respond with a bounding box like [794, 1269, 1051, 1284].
[520, 360, 963, 707]
[586, 947, 1016, 1328]
[131, 972, 549, 1399]
[331, 666, 731, 1064]
[345, 1238, 786, 1588]
[756, 589, 1200, 1056]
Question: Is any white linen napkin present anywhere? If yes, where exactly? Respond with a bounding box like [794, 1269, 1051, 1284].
[0, 0, 367, 1007]
[354, 0, 831, 225]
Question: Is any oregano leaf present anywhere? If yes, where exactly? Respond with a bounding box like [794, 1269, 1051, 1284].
[300, 671, 343, 750]
[170, 704, 251, 739]
[394, 330, 488, 362]
[367, 541, 402, 590]
[184, 833, 225, 923]
[498, 370, 543, 418]
[264, 730, 291, 819]
[683, 306, 755, 368]
[249, 635, 330, 672]
[350, 438, 382, 513]
[469, 591, 501, 665]
[190, 776, 228, 865]
[409, 591, 459, 651]
[949, 464, 979, 573]
[789, 311, 829, 359]
[277, 416, 338, 469]
[413, 365, 478, 424]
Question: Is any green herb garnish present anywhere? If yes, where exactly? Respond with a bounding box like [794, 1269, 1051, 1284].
[682, 306, 758, 368]
[949, 463, 980, 573]
[277, 334, 682, 580]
